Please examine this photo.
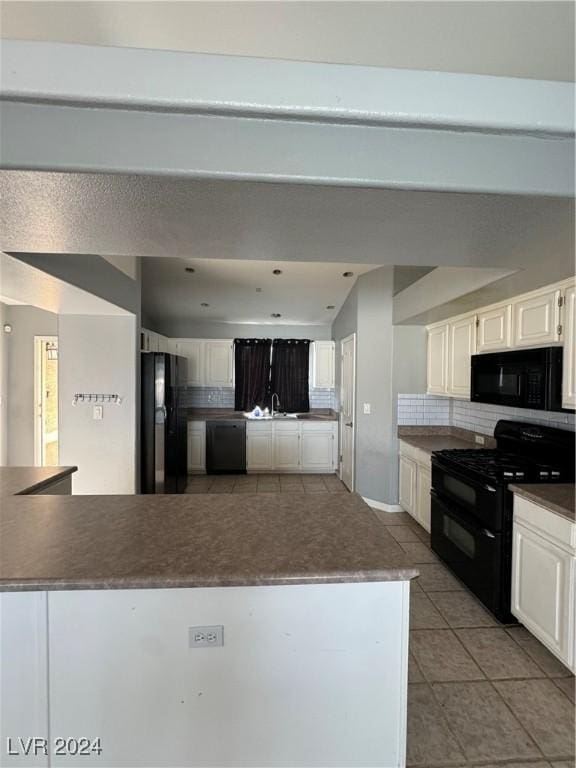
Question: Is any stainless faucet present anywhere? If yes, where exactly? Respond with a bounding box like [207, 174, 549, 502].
[271, 393, 280, 418]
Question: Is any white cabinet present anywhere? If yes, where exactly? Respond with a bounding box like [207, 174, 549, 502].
[512, 495, 575, 672]
[205, 341, 234, 386]
[447, 314, 476, 398]
[476, 304, 511, 353]
[247, 424, 274, 470]
[274, 424, 301, 471]
[512, 287, 561, 348]
[562, 284, 576, 409]
[173, 340, 204, 386]
[398, 441, 431, 532]
[313, 341, 335, 389]
[399, 455, 416, 515]
[427, 324, 449, 395]
[301, 426, 336, 471]
[187, 421, 206, 473]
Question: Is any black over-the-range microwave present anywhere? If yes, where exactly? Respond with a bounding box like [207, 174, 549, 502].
[471, 346, 572, 412]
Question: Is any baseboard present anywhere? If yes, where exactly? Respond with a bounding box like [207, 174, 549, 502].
[362, 497, 404, 513]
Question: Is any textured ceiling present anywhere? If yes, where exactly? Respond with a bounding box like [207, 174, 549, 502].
[1, 1, 573, 81]
[1, 172, 573, 275]
[142, 258, 379, 326]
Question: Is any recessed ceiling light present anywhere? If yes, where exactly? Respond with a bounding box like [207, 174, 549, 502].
[272, 269, 283, 275]
[185, 267, 195, 273]
[271, 313, 282, 318]
[326, 305, 335, 310]
[201, 302, 210, 307]
[342, 271, 354, 278]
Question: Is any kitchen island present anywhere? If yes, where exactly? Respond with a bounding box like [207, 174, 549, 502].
[1, 468, 417, 768]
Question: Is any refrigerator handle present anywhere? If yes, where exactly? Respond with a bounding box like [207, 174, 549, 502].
[155, 405, 167, 424]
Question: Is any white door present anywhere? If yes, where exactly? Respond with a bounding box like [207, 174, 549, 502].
[562, 285, 576, 409]
[513, 288, 561, 347]
[399, 455, 416, 517]
[448, 315, 476, 398]
[427, 324, 448, 395]
[205, 341, 234, 386]
[34, 336, 59, 467]
[301, 431, 334, 471]
[274, 431, 301, 471]
[247, 429, 273, 470]
[175, 341, 204, 386]
[512, 521, 574, 669]
[415, 465, 432, 532]
[476, 305, 512, 353]
[339, 334, 356, 490]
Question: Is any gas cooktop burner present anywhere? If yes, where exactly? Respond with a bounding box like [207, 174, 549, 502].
[433, 448, 565, 484]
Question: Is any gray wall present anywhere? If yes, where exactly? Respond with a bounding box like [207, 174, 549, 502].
[150, 319, 333, 341]
[0, 303, 8, 464]
[5, 305, 58, 465]
[332, 272, 427, 506]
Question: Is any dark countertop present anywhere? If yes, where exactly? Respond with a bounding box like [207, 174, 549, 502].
[510, 484, 575, 522]
[0, 466, 77, 497]
[188, 408, 338, 422]
[398, 426, 495, 454]
[0, 492, 418, 592]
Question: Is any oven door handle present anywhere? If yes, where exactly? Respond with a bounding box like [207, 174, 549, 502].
[481, 528, 496, 538]
[432, 459, 498, 494]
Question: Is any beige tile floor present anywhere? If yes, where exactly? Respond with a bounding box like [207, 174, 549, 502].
[373, 509, 576, 768]
[186, 472, 348, 494]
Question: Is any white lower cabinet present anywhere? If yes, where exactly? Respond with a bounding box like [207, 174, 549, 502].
[512, 495, 575, 672]
[187, 421, 206, 472]
[398, 441, 431, 532]
[247, 421, 337, 473]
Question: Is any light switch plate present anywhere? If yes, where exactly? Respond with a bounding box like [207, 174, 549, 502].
[93, 405, 103, 420]
[363, 403, 371, 415]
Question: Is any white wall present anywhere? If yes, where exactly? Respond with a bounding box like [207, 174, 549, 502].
[58, 315, 136, 493]
[4, 305, 58, 466]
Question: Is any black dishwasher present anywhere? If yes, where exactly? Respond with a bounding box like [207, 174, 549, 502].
[206, 420, 247, 474]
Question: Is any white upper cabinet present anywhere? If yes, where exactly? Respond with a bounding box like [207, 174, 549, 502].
[312, 341, 335, 389]
[205, 341, 234, 387]
[173, 340, 205, 386]
[512, 287, 561, 348]
[427, 324, 449, 395]
[562, 284, 576, 409]
[447, 315, 476, 398]
[476, 304, 512, 353]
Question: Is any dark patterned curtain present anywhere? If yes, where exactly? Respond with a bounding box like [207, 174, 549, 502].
[270, 339, 310, 413]
[234, 339, 272, 411]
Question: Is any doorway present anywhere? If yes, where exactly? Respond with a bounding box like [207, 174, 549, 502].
[339, 333, 356, 491]
[34, 336, 59, 466]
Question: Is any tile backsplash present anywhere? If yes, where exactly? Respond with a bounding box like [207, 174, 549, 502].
[180, 386, 335, 410]
[398, 393, 575, 435]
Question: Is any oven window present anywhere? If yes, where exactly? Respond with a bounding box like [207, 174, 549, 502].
[443, 516, 476, 558]
[443, 475, 476, 507]
[476, 370, 520, 397]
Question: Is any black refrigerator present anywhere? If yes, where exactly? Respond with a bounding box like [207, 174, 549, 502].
[141, 352, 188, 493]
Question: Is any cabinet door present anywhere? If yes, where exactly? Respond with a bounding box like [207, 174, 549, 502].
[274, 432, 301, 470]
[301, 431, 335, 471]
[205, 341, 234, 387]
[513, 288, 561, 347]
[187, 423, 206, 472]
[448, 315, 476, 398]
[476, 305, 511, 353]
[175, 341, 204, 386]
[415, 466, 432, 533]
[512, 521, 574, 670]
[313, 341, 335, 389]
[247, 431, 273, 470]
[562, 285, 576, 409]
[399, 455, 416, 517]
[427, 324, 448, 395]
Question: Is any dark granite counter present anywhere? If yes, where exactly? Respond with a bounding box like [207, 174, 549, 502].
[510, 484, 575, 522]
[188, 408, 338, 422]
[398, 426, 496, 454]
[0, 491, 418, 592]
[0, 466, 77, 497]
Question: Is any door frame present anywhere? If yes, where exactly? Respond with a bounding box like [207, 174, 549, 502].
[34, 335, 58, 466]
[339, 333, 356, 492]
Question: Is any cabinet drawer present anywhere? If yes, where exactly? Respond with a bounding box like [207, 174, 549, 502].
[398, 440, 431, 468]
[514, 496, 575, 553]
[300, 421, 337, 432]
[188, 421, 206, 433]
[273, 421, 300, 433]
[246, 421, 273, 434]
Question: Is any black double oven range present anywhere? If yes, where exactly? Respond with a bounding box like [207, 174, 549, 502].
[431, 420, 575, 623]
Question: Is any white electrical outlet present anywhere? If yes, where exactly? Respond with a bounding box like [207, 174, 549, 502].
[363, 403, 371, 415]
[93, 405, 103, 420]
[189, 625, 224, 648]
[475, 434, 485, 445]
